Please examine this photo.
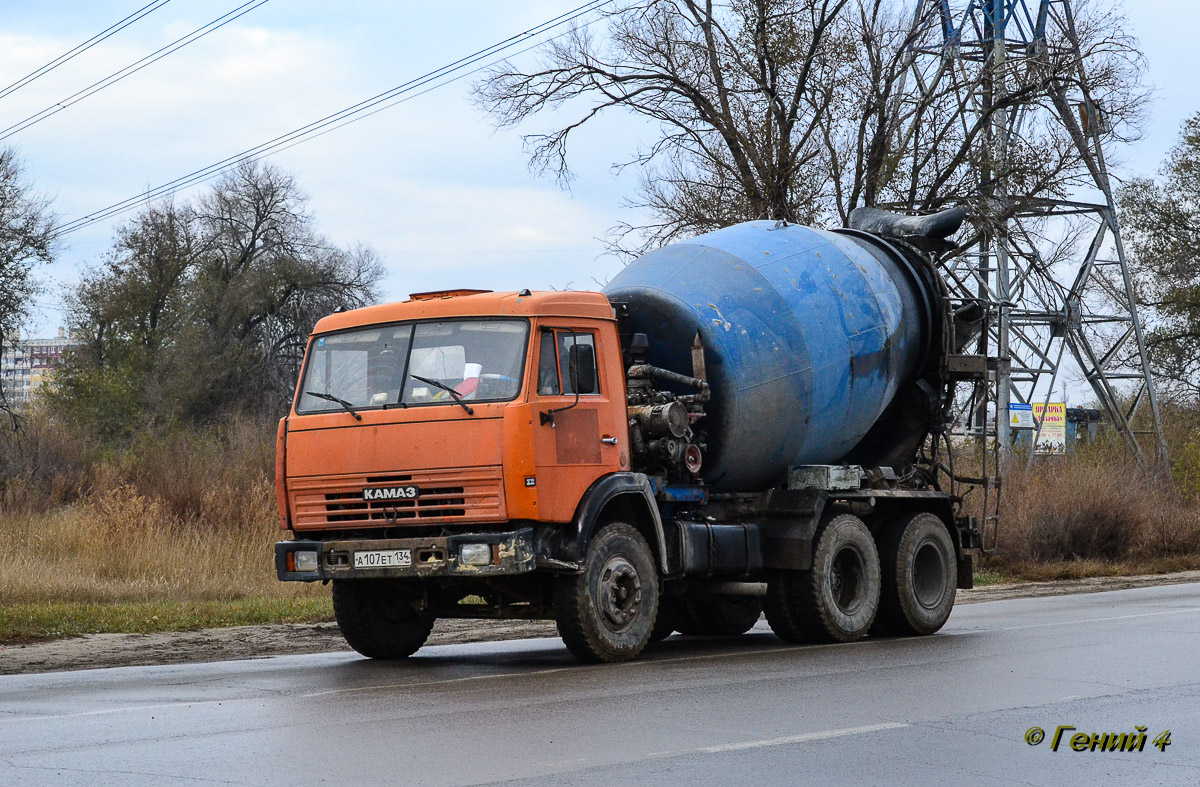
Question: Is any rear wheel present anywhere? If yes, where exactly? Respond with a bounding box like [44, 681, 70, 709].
[554, 523, 659, 663]
[676, 593, 763, 636]
[332, 579, 435, 659]
[872, 512, 956, 636]
[764, 514, 880, 643]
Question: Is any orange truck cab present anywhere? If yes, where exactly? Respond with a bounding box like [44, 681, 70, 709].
[277, 289, 676, 661]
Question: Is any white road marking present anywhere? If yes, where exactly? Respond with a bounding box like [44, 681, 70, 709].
[693, 722, 909, 754]
[990, 606, 1200, 632]
[540, 723, 911, 777]
[0, 699, 239, 722]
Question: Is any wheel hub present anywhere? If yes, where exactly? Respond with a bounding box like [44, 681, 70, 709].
[598, 556, 643, 630]
[831, 546, 865, 614]
[912, 540, 947, 609]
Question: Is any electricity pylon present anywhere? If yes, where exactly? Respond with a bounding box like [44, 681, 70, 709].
[900, 0, 1167, 467]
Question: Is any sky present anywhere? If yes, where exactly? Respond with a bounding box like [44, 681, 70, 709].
[2, 0, 1198, 349]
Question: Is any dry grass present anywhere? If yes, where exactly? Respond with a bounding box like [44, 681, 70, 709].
[987, 440, 1200, 579]
[0, 412, 99, 515]
[0, 416, 325, 640]
[0, 483, 309, 603]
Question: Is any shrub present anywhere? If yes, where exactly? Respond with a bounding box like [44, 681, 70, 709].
[0, 412, 300, 606]
[991, 441, 1200, 573]
[0, 410, 99, 515]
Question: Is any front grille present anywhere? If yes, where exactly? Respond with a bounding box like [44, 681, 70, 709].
[290, 467, 505, 530]
[325, 486, 466, 522]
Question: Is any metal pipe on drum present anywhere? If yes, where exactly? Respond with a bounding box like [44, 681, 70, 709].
[604, 220, 940, 491]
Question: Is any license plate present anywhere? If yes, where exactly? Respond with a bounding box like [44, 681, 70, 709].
[354, 549, 412, 568]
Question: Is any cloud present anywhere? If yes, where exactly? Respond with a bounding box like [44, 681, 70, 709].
[6, 3, 651, 333]
[300, 173, 625, 301]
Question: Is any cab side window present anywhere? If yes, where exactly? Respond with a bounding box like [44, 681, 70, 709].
[537, 329, 599, 396]
[558, 332, 598, 395]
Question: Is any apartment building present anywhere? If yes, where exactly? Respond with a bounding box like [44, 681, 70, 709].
[0, 329, 81, 405]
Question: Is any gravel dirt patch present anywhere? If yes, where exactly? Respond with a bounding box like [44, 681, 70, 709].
[3, 570, 1198, 675]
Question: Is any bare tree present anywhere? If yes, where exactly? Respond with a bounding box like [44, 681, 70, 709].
[188, 162, 383, 417]
[475, 0, 1146, 255]
[477, 0, 853, 253]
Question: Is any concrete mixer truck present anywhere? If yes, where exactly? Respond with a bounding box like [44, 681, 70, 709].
[274, 207, 991, 663]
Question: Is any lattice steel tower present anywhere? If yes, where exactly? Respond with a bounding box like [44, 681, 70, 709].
[899, 0, 1167, 467]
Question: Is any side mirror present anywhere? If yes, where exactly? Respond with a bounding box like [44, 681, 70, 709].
[568, 343, 597, 394]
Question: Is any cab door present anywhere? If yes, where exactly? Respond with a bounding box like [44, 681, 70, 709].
[530, 323, 623, 521]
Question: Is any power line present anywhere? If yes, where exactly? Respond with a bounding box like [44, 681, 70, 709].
[0, 1, 174, 103]
[390, 248, 602, 255]
[207, 18, 603, 189]
[0, 0, 270, 144]
[52, 1, 612, 239]
[54, 0, 609, 235]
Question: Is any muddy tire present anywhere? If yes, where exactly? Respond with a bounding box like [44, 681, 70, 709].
[332, 579, 435, 659]
[764, 514, 880, 643]
[554, 523, 659, 663]
[872, 512, 957, 636]
[676, 593, 763, 636]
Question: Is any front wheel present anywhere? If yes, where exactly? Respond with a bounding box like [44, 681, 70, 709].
[764, 513, 880, 643]
[332, 579, 435, 659]
[554, 523, 659, 663]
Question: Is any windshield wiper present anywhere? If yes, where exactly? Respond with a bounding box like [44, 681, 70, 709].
[409, 374, 474, 415]
[305, 391, 362, 421]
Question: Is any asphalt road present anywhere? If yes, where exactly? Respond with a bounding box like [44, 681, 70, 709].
[2, 583, 1199, 786]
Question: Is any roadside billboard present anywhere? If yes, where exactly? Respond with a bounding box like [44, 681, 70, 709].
[1032, 402, 1067, 454]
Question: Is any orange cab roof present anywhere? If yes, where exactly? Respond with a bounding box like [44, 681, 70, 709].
[311, 290, 614, 335]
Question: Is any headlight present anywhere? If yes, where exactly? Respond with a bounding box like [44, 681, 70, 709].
[459, 543, 491, 566]
[293, 550, 319, 572]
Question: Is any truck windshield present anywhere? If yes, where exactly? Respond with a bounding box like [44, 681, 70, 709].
[297, 319, 528, 414]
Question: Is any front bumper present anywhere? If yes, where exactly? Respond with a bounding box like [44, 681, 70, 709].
[275, 527, 536, 582]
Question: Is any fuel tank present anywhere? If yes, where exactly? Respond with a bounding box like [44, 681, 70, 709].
[604, 220, 943, 491]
